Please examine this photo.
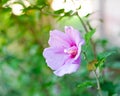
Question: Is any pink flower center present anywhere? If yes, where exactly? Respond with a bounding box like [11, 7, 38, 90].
[64, 46, 78, 58]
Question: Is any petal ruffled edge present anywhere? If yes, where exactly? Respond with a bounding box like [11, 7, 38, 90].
[48, 30, 71, 48]
[65, 26, 83, 46]
[74, 39, 85, 60]
[53, 59, 80, 77]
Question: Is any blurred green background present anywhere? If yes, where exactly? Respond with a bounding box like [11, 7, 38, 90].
[0, 0, 120, 96]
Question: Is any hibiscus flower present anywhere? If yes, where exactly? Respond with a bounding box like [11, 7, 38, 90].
[43, 26, 84, 76]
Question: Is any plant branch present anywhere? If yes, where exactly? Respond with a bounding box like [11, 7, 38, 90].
[76, 13, 88, 33]
[77, 12, 102, 95]
[76, 12, 97, 58]
[93, 70, 103, 96]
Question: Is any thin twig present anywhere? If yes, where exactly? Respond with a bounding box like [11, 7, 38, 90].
[93, 71, 103, 96]
[76, 12, 88, 33]
[77, 12, 102, 96]
[76, 12, 97, 58]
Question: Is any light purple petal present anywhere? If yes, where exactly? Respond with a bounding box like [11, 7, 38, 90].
[43, 47, 69, 70]
[74, 40, 84, 60]
[65, 26, 84, 46]
[48, 30, 71, 48]
[43, 26, 84, 77]
[54, 58, 80, 77]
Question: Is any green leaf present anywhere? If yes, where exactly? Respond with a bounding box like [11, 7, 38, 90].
[85, 13, 91, 18]
[85, 29, 96, 44]
[54, 9, 64, 15]
[100, 39, 108, 47]
[101, 81, 116, 95]
[77, 81, 93, 88]
[37, 0, 46, 5]
[57, 10, 73, 21]
[96, 51, 116, 68]
[64, 10, 73, 16]
[97, 51, 116, 60]
[2, 0, 8, 4]
[96, 58, 105, 68]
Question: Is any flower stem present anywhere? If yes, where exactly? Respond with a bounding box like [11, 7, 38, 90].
[76, 13, 88, 33]
[77, 12, 102, 96]
[76, 12, 97, 58]
[93, 71, 103, 96]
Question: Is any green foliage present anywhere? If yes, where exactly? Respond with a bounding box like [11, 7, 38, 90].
[97, 51, 115, 60]
[101, 81, 117, 96]
[54, 9, 64, 15]
[77, 81, 94, 88]
[1, 0, 8, 4]
[85, 29, 96, 44]
[0, 0, 120, 96]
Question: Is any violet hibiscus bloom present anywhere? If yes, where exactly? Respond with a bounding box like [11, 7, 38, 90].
[43, 26, 84, 77]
